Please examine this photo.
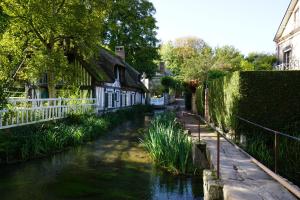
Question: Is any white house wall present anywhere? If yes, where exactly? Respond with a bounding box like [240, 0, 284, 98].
[278, 33, 300, 63]
[277, 0, 300, 63]
[95, 86, 145, 112]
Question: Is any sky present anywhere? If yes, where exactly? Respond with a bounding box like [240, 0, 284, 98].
[150, 0, 290, 55]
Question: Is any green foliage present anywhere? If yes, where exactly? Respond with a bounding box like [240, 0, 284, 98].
[195, 85, 205, 116]
[213, 45, 244, 71]
[161, 76, 183, 93]
[208, 71, 300, 131]
[207, 70, 228, 81]
[0, 105, 152, 163]
[0, 7, 9, 35]
[0, 0, 109, 97]
[181, 47, 214, 82]
[160, 37, 210, 81]
[208, 72, 241, 131]
[245, 53, 277, 71]
[102, 0, 159, 78]
[141, 112, 194, 174]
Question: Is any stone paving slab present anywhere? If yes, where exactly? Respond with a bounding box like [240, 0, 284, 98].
[178, 112, 297, 200]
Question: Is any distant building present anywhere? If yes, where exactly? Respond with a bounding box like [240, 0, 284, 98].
[149, 61, 172, 93]
[141, 61, 174, 107]
[274, 0, 300, 70]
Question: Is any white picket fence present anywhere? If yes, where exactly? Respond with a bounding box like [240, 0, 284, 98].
[0, 98, 97, 130]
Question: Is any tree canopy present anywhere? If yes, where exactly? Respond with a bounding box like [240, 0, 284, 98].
[213, 45, 244, 71]
[245, 52, 277, 71]
[0, 7, 9, 35]
[160, 37, 277, 85]
[0, 0, 109, 97]
[160, 37, 208, 79]
[102, 0, 159, 78]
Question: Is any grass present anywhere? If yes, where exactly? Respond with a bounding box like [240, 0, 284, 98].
[0, 105, 153, 163]
[141, 112, 195, 175]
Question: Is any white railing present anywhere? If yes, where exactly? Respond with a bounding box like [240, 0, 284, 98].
[0, 91, 146, 130]
[0, 98, 97, 130]
[274, 60, 300, 70]
[150, 96, 165, 106]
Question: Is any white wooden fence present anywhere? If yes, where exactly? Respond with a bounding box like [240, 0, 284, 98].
[0, 98, 97, 130]
[0, 89, 146, 130]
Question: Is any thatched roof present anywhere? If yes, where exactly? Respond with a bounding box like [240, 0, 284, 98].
[86, 48, 147, 92]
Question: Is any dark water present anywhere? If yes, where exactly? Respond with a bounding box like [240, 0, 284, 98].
[0, 116, 203, 200]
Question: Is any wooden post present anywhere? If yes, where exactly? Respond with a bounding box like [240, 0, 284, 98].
[274, 132, 278, 174]
[198, 121, 201, 142]
[0, 111, 2, 128]
[205, 88, 210, 122]
[217, 131, 220, 179]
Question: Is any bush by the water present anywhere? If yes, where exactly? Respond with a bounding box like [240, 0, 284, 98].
[142, 112, 194, 175]
[0, 105, 153, 163]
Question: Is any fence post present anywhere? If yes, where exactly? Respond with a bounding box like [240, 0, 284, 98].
[198, 120, 201, 142]
[217, 131, 220, 179]
[0, 111, 2, 128]
[274, 131, 278, 174]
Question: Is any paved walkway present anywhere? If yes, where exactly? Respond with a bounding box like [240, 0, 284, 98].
[178, 111, 297, 200]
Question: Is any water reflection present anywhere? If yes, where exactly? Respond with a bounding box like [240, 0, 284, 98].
[0, 116, 203, 200]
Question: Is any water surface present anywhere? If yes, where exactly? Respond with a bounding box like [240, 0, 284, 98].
[0, 116, 203, 200]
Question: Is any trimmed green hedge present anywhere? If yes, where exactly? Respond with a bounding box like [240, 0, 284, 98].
[206, 71, 300, 186]
[0, 105, 153, 164]
[208, 71, 300, 132]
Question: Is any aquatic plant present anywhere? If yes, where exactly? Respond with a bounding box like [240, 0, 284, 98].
[142, 112, 194, 174]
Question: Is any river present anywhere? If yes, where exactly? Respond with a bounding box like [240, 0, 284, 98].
[0, 115, 203, 200]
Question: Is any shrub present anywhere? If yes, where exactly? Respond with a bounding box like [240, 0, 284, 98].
[0, 105, 152, 163]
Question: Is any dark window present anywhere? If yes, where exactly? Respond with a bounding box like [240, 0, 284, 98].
[283, 50, 291, 69]
[105, 93, 108, 108]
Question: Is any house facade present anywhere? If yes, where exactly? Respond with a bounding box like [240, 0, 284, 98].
[12, 46, 147, 112]
[274, 0, 300, 70]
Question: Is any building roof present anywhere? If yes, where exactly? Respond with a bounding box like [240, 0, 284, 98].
[86, 47, 147, 92]
[274, 0, 298, 42]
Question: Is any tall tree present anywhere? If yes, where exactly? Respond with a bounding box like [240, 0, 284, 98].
[181, 47, 214, 82]
[102, 0, 159, 78]
[213, 45, 244, 71]
[0, 0, 109, 97]
[160, 37, 208, 78]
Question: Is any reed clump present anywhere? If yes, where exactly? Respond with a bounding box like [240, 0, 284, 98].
[142, 112, 194, 175]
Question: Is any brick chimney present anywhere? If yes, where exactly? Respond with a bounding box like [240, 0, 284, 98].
[115, 46, 125, 61]
[159, 61, 165, 74]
